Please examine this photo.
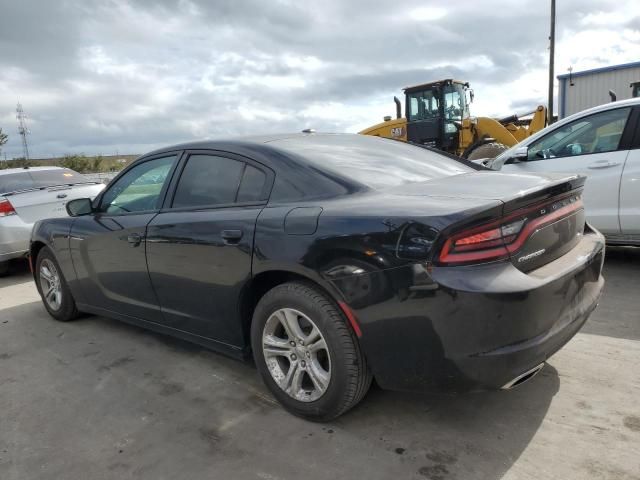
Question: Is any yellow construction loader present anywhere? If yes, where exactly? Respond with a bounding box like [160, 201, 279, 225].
[359, 79, 547, 159]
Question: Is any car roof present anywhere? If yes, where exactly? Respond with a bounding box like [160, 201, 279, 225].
[139, 133, 382, 160]
[0, 166, 64, 176]
[142, 132, 345, 153]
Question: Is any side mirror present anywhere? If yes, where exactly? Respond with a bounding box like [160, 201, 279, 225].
[502, 146, 528, 166]
[513, 146, 528, 160]
[66, 198, 93, 217]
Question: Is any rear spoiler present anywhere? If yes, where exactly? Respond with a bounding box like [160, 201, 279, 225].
[1, 181, 101, 197]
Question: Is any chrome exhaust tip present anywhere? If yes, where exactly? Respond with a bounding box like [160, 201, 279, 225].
[501, 363, 545, 390]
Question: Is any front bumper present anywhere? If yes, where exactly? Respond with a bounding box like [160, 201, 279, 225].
[329, 230, 605, 393]
[0, 215, 32, 262]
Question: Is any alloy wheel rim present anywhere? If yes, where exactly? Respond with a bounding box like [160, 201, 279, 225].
[39, 259, 62, 311]
[262, 308, 331, 402]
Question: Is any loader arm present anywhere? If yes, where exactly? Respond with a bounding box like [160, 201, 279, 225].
[474, 117, 519, 147]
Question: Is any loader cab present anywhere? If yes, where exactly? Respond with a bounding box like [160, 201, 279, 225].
[405, 79, 470, 152]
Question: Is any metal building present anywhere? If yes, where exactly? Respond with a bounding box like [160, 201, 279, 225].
[557, 61, 640, 119]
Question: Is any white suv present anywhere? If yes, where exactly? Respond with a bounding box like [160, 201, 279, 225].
[487, 98, 640, 246]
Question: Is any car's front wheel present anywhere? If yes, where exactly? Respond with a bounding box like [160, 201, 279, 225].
[35, 247, 79, 322]
[251, 282, 372, 421]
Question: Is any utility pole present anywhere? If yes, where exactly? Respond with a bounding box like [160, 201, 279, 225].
[16, 102, 30, 160]
[548, 0, 556, 125]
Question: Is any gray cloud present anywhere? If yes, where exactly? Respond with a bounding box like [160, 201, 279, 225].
[0, 0, 638, 158]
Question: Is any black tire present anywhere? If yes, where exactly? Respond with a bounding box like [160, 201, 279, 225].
[251, 282, 372, 421]
[35, 247, 79, 322]
[0, 261, 10, 277]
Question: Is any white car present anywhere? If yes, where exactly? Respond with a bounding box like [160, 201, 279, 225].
[486, 97, 640, 246]
[0, 166, 105, 275]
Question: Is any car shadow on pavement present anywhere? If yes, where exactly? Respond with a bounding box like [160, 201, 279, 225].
[336, 366, 560, 478]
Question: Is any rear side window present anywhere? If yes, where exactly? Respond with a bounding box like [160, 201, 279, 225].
[172, 155, 244, 208]
[270, 175, 306, 202]
[237, 165, 267, 202]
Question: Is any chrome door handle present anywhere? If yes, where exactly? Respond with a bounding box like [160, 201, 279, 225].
[588, 160, 620, 169]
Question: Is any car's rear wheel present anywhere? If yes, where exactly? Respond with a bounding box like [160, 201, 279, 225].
[0, 261, 10, 277]
[35, 247, 79, 322]
[251, 282, 372, 421]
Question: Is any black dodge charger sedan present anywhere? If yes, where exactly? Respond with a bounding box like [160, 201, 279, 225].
[30, 133, 605, 420]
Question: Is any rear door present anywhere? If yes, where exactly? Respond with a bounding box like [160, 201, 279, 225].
[146, 151, 272, 346]
[501, 106, 636, 235]
[70, 154, 179, 320]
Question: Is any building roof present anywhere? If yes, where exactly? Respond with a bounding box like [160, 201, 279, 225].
[557, 61, 640, 80]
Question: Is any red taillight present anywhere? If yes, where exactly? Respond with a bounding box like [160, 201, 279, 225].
[0, 198, 17, 217]
[438, 193, 584, 266]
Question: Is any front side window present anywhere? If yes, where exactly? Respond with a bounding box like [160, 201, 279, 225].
[100, 156, 176, 214]
[527, 107, 630, 160]
[172, 155, 245, 208]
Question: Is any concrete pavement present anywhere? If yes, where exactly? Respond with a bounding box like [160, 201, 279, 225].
[1, 248, 639, 480]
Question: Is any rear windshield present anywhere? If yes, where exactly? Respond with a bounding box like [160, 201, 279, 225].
[271, 135, 474, 189]
[0, 169, 87, 194]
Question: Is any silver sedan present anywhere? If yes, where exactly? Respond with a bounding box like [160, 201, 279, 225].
[0, 166, 104, 275]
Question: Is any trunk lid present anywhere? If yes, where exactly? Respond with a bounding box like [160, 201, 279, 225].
[4, 183, 104, 223]
[388, 171, 586, 270]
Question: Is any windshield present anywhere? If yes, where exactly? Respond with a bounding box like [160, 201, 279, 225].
[0, 168, 87, 194]
[272, 135, 474, 189]
[443, 83, 468, 121]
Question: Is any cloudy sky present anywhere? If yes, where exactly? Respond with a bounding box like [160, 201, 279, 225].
[1, 0, 639, 159]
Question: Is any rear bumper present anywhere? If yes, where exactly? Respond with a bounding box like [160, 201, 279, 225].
[0, 215, 32, 261]
[329, 230, 605, 393]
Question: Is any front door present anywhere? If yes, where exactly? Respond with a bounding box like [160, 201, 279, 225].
[145, 152, 271, 347]
[70, 154, 179, 320]
[406, 89, 442, 147]
[501, 106, 634, 235]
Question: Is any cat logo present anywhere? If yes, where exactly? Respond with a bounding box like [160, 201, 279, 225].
[390, 127, 405, 138]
